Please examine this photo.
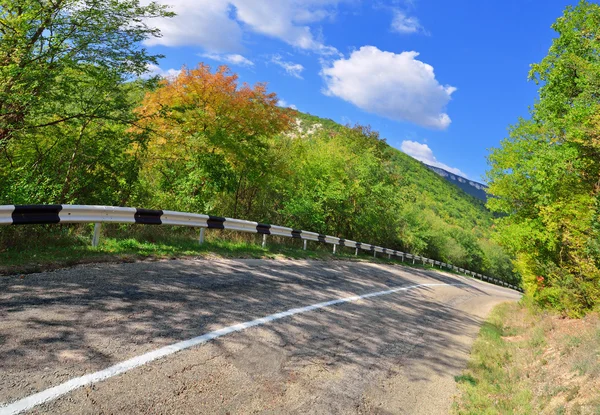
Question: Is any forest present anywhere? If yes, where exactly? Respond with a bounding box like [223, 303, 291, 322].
[10, 0, 600, 314]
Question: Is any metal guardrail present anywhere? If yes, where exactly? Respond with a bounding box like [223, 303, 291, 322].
[0, 204, 523, 292]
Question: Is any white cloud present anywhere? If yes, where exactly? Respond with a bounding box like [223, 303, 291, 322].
[143, 64, 181, 79]
[321, 46, 456, 129]
[200, 53, 254, 67]
[271, 55, 305, 78]
[142, 1, 243, 52]
[278, 99, 298, 110]
[391, 10, 425, 34]
[142, 0, 344, 55]
[400, 140, 467, 177]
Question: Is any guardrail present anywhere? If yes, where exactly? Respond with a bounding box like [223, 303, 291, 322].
[0, 204, 523, 292]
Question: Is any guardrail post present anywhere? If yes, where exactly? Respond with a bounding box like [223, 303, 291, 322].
[401, 253, 404, 262]
[92, 223, 101, 248]
[199, 227, 205, 245]
[388, 253, 391, 259]
[262, 234, 267, 248]
[333, 244, 336, 254]
[373, 250, 376, 258]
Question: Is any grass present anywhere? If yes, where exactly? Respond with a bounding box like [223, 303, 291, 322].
[453, 302, 600, 415]
[0, 223, 452, 275]
[453, 303, 534, 415]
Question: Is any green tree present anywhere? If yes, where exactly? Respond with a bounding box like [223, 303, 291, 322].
[487, 0, 600, 315]
[0, 72, 153, 206]
[0, 0, 171, 146]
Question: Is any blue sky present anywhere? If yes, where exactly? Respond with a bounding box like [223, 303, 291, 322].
[143, 0, 573, 182]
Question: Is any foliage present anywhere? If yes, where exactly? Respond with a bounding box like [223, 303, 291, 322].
[0, 1, 517, 283]
[0, 0, 171, 146]
[487, 0, 600, 315]
[0, 0, 171, 206]
[135, 64, 293, 213]
[0, 73, 151, 205]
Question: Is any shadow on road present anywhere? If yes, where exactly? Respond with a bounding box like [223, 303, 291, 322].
[0, 259, 511, 405]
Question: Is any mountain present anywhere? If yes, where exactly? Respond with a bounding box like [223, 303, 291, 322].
[424, 164, 488, 202]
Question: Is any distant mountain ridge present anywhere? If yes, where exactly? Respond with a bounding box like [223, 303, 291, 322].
[424, 164, 488, 202]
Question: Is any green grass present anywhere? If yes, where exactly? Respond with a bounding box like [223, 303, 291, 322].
[0, 224, 453, 275]
[452, 303, 534, 415]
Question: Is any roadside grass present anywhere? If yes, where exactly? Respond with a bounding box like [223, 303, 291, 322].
[453, 301, 600, 414]
[0, 224, 451, 275]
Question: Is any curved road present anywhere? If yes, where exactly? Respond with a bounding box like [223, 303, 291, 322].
[0, 259, 519, 414]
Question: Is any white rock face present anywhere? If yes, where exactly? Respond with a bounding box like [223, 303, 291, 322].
[286, 118, 323, 139]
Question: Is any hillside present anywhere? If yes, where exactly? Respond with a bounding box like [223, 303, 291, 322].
[425, 165, 488, 202]
[0, 66, 517, 285]
[296, 112, 489, 222]
[292, 113, 515, 283]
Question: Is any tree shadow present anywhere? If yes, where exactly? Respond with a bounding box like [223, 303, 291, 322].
[0, 259, 517, 405]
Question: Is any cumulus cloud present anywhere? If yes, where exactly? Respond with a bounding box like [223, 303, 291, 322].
[271, 55, 305, 78]
[142, 1, 243, 52]
[400, 140, 467, 177]
[200, 53, 254, 67]
[142, 0, 344, 55]
[391, 10, 426, 34]
[143, 64, 181, 79]
[233, 0, 340, 54]
[278, 99, 298, 110]
[321, 46, 456, 129]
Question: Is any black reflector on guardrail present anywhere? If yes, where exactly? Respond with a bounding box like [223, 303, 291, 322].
[207, 215, 226, 229]
[318, 234, 326, 243]
[338, 238, 345, 246]
[256, 223, 271, 235]
[356, 242, 361, 249]
[12, 205, 62, 225]
[134, 208, 163, 225]
[291, 229, 302, 239]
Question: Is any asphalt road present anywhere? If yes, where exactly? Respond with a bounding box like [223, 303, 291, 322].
[0, 258, 520, 414]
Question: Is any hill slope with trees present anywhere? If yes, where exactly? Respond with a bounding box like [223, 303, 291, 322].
[0, 1, 517, 284]
[288, 113, 514, 282]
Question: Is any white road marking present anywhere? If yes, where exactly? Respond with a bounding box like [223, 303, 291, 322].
[0, 282, 464, 415]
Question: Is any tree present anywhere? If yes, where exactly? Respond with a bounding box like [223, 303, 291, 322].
[269, 124, 401, 243]
[135, 64, 293, 213]
[0, 71, 154, 206]
[0, 0, 172, 146]
[487, 0, 600, 315]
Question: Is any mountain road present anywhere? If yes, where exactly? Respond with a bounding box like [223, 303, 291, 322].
[0, 258, 520, 414]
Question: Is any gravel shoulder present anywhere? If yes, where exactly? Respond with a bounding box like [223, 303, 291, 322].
[0, 258, 520, 414]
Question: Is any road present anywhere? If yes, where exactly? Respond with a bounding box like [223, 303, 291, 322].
[0, 258, 520, 414]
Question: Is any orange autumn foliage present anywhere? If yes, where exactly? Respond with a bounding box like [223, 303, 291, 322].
[136, 64, 293, 162]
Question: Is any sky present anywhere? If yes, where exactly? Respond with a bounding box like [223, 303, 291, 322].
[142, 0, 575, 183]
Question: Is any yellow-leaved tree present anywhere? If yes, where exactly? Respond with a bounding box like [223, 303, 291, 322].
[135, 64, 293, 214]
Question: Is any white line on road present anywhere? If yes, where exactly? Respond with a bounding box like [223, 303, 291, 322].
[0, 282, 464, 415]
